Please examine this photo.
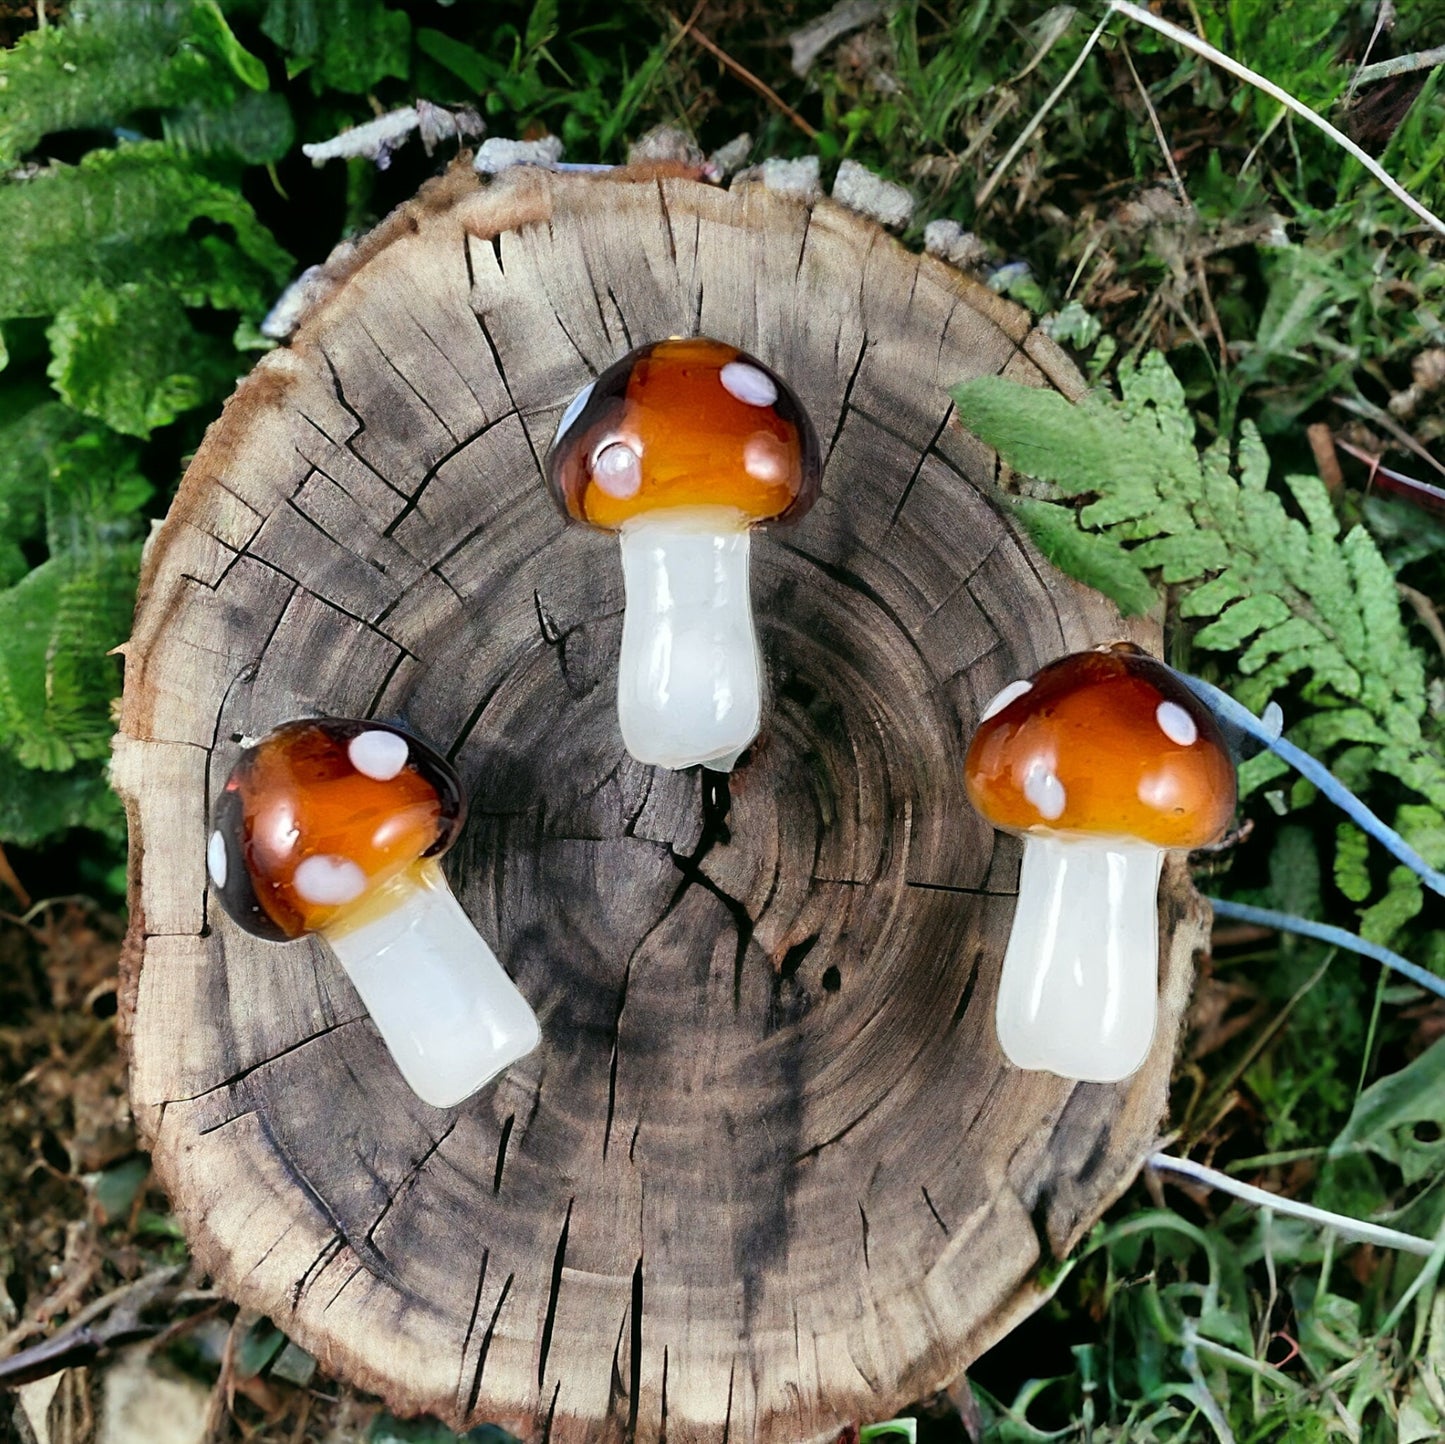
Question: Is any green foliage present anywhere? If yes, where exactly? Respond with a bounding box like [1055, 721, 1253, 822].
[258, 0, 411, 94]
[952, 357, 1445, 930]
[0, 0, 269, 170]
[0, 142, 292, 321]
[416, 2, 672, 156]
[0, 401, 149, 779]
[47, 280, 234, 437]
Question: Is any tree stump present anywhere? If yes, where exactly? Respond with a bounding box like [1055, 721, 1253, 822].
[113, 164, 1210, 1442]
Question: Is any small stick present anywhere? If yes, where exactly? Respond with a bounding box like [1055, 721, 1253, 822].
[976, 10, 1112, 208]
[1354, 45, 1445, 88]
[1107, 0, 1445, 237]
[1399, 583, 1445, 664]
[1306, 421, 1344, 493]
[1148, 1152, 1440, 1257]
[1334, 435, 1445, 509]
[0, 841, 30, 911]
[1345, 1, 1397, 107]
[676, 19, 820, 140]
[1121, 38, 1188, 202]
[1331, 393, 1445, 483]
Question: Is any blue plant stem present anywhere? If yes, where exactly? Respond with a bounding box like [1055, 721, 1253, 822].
[1178, 671, 1445, 900]
[1208, 897, 1445, 1001]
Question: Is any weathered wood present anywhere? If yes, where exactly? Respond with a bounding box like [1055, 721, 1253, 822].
[114, 164, 1209, 1442]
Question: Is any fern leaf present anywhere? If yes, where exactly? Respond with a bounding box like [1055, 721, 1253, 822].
[0, 0, 268, 170]
[0, 142, 292, 322]
[46, 280, 235, 438]
[1005, 496, 1157, 617]
[260, 0, 411, 94]
[950, 351, 1445, 934]
[0, 751, 121, 848]
[1193, 593, 1291, 651]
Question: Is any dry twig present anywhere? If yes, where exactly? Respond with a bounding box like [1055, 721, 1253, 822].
[674, 16, 820, 139]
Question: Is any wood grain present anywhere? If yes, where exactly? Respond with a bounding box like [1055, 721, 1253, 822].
[114, 164, 1209, 1442]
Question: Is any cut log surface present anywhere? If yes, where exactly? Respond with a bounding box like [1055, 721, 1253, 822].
[114, 165, 1209, 1442]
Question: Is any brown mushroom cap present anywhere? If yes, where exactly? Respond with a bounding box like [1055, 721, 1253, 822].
[964, 645, 1236, 850]
[543, 337, 821, 530]
[209, 719, 464, 941]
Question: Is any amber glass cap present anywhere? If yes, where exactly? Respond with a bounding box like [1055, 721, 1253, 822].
[544, 337, 821, 531]
[964, 646, 1236, 849]
[209, 719, 465, 941]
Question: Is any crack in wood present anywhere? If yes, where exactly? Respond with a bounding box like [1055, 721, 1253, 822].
[456, 1247, 490, 1404]
[241, 552, 417, 660]
[291, 1233, 344, 1309]
[467, 1268, 513, 1416]
[922, 1186, 949, 1235]
[168, 1017, 366, 1103]
[493, 1114, 515, 1195]
[606, 284, 634, 351]
[323, 1262, 364, 1312]
[319, 349, 367, 440]
[904, 879, 1016, 898]
[365, 652, 410, 718]
[627, 1256, 644, 1440]
[858, 1201, 871, 1270]
[950, 958, 980, 1029]
[603, 953, 633, 1162]
[296, 413, 407, 503]
[664, 769, 755, 1008]
[358, 318, 463, 444]
[791, 1089, 887, 1166]
[363, 1116, 460, 1248]
[889, 405, 958, 526]
[468, 309, 543, 475]
[793, 208, 813, 282]
[655, 178, 677, 265]
[552, 309, 595, 371]
[537, 1197, 574, 1389]
[380, 414, 520, 542]
[540, 1379, 561, 1444]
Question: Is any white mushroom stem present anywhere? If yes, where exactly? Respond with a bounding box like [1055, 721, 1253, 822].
[995, 834, 1165, 1083]
[616, 507, 762, 772]
[324, 860, 540, 1108]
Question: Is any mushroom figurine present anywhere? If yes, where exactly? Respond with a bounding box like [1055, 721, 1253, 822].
[544, 337, 821, 771]
[964, 645, 1235, 1083]
[207, 718, 540, 1108]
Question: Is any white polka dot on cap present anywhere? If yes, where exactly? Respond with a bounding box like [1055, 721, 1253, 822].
[348, 729, 410, 781]
[719, 360, 778, 408]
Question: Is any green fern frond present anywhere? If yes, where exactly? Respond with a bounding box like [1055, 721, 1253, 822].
[0, 750, 122, 849]
[46, 279, 237, 438]
[260, 0, 411, 94]
[0, 141, 293, 322]
[952, 353, 1445, 923]
[0, 410, 150, 776]
[0, 0, 269, 170]
[0, 545, 142, 771]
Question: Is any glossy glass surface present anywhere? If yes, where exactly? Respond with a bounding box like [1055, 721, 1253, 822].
[965, 646, 1236, 849]
[544, 337, 821, 530]
[210, 718, 464, 940]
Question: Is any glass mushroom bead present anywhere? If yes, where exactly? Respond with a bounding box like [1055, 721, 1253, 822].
[207, 718, 540, 1108]
[544, 336, 822, 772]
[964, 645, 1236, 1083]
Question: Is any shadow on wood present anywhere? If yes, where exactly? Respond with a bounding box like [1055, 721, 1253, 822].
[113, 165, 1209, 1442]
